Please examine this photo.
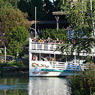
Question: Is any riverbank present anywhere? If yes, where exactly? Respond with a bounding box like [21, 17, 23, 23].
[0, 54, 29, 76]
[0, 63, 29, 76]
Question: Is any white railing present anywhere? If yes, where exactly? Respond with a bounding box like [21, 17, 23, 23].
[49, 61, 67, 70]
[31, 43, 59, 51]
[52, 62, 66, 70]
[51, 61, 90, 71]
[66, 63, 81, 71]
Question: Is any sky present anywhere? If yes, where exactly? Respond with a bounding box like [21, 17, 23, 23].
[50, 0, 53, 2]
[50, 0, 56, 3]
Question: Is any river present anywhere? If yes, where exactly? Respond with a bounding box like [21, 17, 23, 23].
[0, 76, 70, 95]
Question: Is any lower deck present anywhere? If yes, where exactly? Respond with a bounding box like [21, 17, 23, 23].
[29, 60, 90, 77]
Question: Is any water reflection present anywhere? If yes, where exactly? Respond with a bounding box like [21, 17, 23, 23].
[0, 77, 70, 95]
[28, 77, 70, 95]
[0, 77, 29, 95]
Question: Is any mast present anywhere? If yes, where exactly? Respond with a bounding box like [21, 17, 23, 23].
[35, 6, 37, 38]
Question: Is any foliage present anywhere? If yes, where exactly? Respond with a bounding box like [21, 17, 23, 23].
[8, 60, 25, 67]
[60, 0, 95, 55]
[68, 69, 95, 95]
[18, 0, 55, 20]
[0, 22, 6, 47]
[4, 0, 18, 8]
[7, 26, 29, 58]
[0, 1, 30, 46]
[0, 4, 30, 32]
[0, 49, 4, 55]
[0, 0, 4, 8]
[0, 60, 25, 70]
[53, 0, 62, 11]
[43, 0, 54, 20]
[18, 0, 43, 20]
[92, 0, 95, 31]
[39, 29, 67, 40]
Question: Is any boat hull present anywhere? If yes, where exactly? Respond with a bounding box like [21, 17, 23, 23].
[29, 71, 79, 77]
[29, 61, 80, 77]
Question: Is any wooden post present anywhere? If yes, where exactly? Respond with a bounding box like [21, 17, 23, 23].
[55, 16, 59, 31]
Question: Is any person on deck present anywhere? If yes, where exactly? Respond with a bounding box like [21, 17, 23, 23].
[67, 25, 72, 39]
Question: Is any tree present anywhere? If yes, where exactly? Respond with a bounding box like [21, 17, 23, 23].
[0, 0, 4, 8]
[53, 0, 62, 11]
[42, 0, 54, 20]
[0, 22, 6, 47]
[0, 1, 31, 58]
[18, 0, 28, 13]
[39, 29, 67, 41]
[18, 0, 44, 20]
[18, 0, 55, 21]
[0, 2, 30, 44]
[7, 26, 29, 58]
[60, 0, 95, 55]
[4, 0, 18, 8]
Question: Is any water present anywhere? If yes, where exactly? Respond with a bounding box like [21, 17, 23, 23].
[0, 76, 70, 95]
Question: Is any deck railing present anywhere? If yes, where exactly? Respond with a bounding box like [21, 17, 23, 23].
[51, 61, 66, 70]
[50, 61, 91, 71]
[31, 43, 59, 51]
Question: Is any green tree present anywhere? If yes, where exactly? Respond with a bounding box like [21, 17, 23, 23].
[18, 0, 55, 20]
[53, 0, 62, 11]
[18, 0, 28, 13]
[0, 0, 4, 8]
[7, 26, 29, 58]
[0, 2, 30, 44]
[18, 0, 44, 20]
[0, 22, 6, 47]
[39, 29, 67, 40]
[43, 0, 54, 20]
[4, 0, 18, 8]
[60, 0, 95, 55]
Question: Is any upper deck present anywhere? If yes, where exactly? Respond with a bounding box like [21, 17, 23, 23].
[28, 35, 64, 54]
[29, 37, 95, 56]
[30, 42, 62, 54]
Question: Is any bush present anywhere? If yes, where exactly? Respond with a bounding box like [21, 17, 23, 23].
[39, 29, 67, 41]
[8, 60, 25, 67]
[68, 69, 95, 95]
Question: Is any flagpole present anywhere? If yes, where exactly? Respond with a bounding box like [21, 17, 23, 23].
[35, 6, 37, 38]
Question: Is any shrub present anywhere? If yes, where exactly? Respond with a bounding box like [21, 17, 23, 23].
[68, 69, 95, 95]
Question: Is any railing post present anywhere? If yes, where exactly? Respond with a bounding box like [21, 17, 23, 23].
[52, 61, 53, 68]
[53, 44, 56, 50]
[35, 43, 37, 50]
[42, 43, 44, 50]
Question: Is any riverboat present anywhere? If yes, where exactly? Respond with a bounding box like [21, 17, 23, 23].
[29, 35, 90, 77]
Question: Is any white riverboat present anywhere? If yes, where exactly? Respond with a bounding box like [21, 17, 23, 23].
[29, 35, 90, 77]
